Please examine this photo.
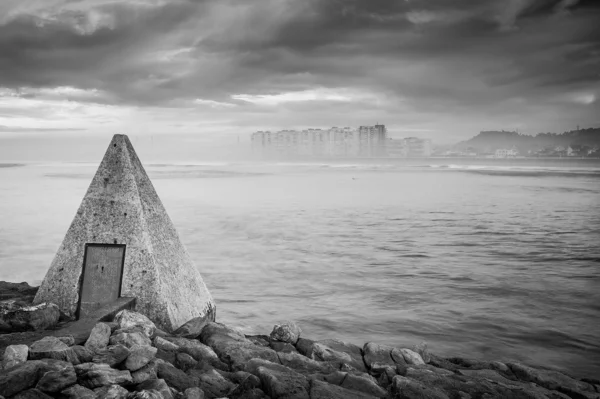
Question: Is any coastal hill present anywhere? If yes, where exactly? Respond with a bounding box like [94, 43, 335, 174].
[454, 128, 600, 156]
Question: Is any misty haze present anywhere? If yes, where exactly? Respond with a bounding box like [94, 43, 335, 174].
[1, 1, 599, 398]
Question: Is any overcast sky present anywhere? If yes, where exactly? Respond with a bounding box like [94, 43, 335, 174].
[1, 0, 599, 159]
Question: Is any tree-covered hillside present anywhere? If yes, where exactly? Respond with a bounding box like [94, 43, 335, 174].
[455, 128, 600, 155]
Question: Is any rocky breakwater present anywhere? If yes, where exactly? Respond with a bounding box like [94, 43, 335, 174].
[1, 312, 599, 399]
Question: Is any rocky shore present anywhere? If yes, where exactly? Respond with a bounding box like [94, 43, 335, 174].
[1, 282, 599, 399]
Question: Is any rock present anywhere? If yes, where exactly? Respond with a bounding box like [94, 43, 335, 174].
[109, 331, 152, 349]
[269, 321, 301, 344]
[35, 361, 76, 393]
[13, 389, 53, 399]
[125, 345, 157, 371]
[199, 322, 247, 347]
[246, 359, 310, 399]
[173, 315, 212, 339]
[156, 348, 177, 365]
[0, 360, 43, 397]
[157, 361, 197, 391]
[94, 384, 129, 398]
[92, 345, 131, 367]
[196, 368, 237, 398]
[68, 346, 94, 365]
[247, 335, 271, 347]
[0, 302, 60, 332]
[131, 359, 158, 384]
[182, 387, 205, 399]
[412, 342, 431, 364]
[54, 335, 74, 346]
[114, 310, 156, 338]
[58, 384, 96, 399]
[392, 375, 450, 399]
[341, 372, 388, 397]
[270, 341, 298, 353]
[295, 338, 316, 357]
[392, 348, 425, 366]
[128, 390, 164, 399]
[428, 355, 459, 372]
[309, 380, 378, 399]
[310, 340, 367, 372]
[175, 352, 198, 371]
[77, 363, 132, 389]
[154, 336, 180, 351]
[508, 363, 595, 396]
[164, 337, 219, 362]
[458, 369, 518, 385]
[85, 323, 112, 352]
[2, 344, 29, 369]
[230, 388, 270, 399]
[58, 384, 95, 398]
[376, 366, 397, 388]
[28, 337, 70, 360]
[277, 351, 337, 374]
[136, 379, 174, 399]
[362, 342, 395, 371]
[404, 368, 498, 398]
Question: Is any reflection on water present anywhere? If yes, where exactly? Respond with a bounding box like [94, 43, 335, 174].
[1, 159, 599, 377]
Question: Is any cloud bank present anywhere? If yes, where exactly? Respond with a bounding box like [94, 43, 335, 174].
[0, 0, 599, 143]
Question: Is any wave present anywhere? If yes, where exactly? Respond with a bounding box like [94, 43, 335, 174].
[0, 163, 25, 168]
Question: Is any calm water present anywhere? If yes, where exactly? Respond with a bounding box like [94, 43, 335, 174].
[1, 159, 599, 378]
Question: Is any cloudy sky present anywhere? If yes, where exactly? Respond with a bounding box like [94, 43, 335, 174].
[0, 0, 599, 159]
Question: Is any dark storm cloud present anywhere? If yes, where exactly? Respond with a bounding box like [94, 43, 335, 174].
[0, 0, 598, 115]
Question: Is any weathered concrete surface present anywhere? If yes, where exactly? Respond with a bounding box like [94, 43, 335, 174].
[33, 134, 215, 331]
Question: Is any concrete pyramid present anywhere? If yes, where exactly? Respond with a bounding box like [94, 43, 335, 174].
[34, 134, 215, 331]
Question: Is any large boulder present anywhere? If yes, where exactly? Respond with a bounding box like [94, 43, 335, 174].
[2, 344, 29, 369]
[0, 360, 44, 397]
[114, 310, 156, 338]
[246, 359, 310, 399]
[85, 323, 112, 352]
[269, 321, 301, 345]
[199, 322, 278, 371]
[0, 302, 60, 332]
[35, 361, 76, 393]
[392, 348, 425, 366]
[28, 337, 73, 361]
[362, 342, 395, 371]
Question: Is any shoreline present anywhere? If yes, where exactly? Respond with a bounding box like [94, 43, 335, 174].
[2, 281, 600, 399]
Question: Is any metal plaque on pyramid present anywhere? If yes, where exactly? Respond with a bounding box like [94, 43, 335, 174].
[34, 134, 215, 331]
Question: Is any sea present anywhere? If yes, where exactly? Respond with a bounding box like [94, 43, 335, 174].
[1, 158, 599, 378]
